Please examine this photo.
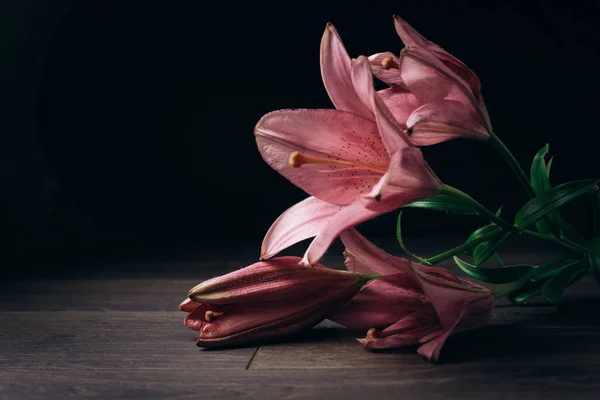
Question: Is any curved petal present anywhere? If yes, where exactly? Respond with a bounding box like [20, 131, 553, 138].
[393, 15, 431, 49]
[302, 185, 436, 266]
[320, 24, 371, 119]
[367, 148, 441, 201]
[393, 15, 490, 129]
[328, 274, 428, 330]
[393, 15, 476, 95]
[398, 48, 456, 103]
[184, 303, 211, 331]
[407, 99, 489, 145]
[352, 56, 412, 155]
[260, 197, 341, 260]
[378, 87, 422, 127]
[179, 298, 202, 312]
[408, 263, 491, 330]
[255, 109, 388, 205]
[340, 228, 411, 275]
[359, 308, 441, 349]
[416, 292, 492, 360]
[368, 52, 403, 86]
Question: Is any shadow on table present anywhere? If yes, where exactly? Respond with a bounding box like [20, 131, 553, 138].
[200, 298, 600, 364]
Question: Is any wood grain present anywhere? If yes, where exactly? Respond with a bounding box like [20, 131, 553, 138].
[1, 248, 599, 399]
[2, 365, 600, 399]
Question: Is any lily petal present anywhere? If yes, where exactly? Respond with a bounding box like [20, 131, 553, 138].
[407, 99, 489, 145]
[393, 15, 475, 93]
[340, 228, 411, 275]
[366, 148, 441, 201]
[255, 109, 388, 205]
[378, 86, 422, 128]
[392, 15, 431, 49]
[320, 24, 372, 119]
[398, 47, 457, 104]
[260, 197, 341, 260]
[179, 298, 202, 313]
[328, 273, 428, 330]
[368, 52, 404, 86]
[352, 56, 412, 155]
[408, 262, 491, 330]
[359, 308, 441, 349]
[302, 185, 435, 266]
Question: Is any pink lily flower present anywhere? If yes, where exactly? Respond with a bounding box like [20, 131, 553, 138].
[255, 24, 442, 266]
[328, 229, 492, 361]
[179, 256, 370, 348]
[369, 15, 491, 146]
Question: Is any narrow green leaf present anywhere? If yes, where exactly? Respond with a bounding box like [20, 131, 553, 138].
[454, 256, 533, 283]
[492, 253, 505, 267]
[530, 144, 551, 196]
[473, 233, 508, 265]
[514, 179, 600, 229]
[557, 214, 587, 245]
[543, 262, 589, 304]
[396, 212, 431, 265]
[493, 256, 576, 299]
[404, 194, 477, 214]
[465, 224, 502, 257]
[508, 280, 546, 304]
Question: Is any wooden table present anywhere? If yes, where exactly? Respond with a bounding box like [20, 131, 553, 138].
[2, 241, 599, 399]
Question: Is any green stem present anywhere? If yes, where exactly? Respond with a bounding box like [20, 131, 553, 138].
[488, 132, 537, 199]
[520, 229, 586, 255]
[425, 230, 502, 265]
[360, 273, 381, 282]
[441, 184, 517, 232]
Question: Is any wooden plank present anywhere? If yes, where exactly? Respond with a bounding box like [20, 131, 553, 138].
[0, 279, 201, 311]
[0, 311, 256, 370]
[249, 319, 600, 370]
[1, 310, 598, 372]
[1, 365, 599, 399]
[0, 275, 596, 313]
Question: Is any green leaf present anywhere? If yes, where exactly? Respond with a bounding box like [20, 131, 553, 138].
[557, 214, 587, 245]
[530, 144, 552, 196]
[514, 179, 600, 229]
[492, 253, 505, 267]
[508, 280, 547, 304]
[404, 194, 478, 214]
[587, 236, 600, 287]
[454, 256, 533, 283]
[493, 256, 576, 299]
[472, 233, 508, 265]
[396, 212, 431, 265]
[465, 224, 503, 258]
[543, 262, 588, 304]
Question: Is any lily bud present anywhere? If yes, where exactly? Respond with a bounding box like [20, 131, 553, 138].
[180, 257, 370, 348]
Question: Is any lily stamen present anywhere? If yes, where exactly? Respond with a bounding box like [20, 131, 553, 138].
[205, 310, 224, 322]
[381, 55, 399, 70]
[289, 151, 387, 174]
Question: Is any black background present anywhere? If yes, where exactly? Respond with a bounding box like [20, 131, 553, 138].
[2, 0, 599, 268]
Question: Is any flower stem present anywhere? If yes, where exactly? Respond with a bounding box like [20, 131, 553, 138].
[360, 273, 381, 282]
[425, 230, 502, 265]
[488, 132, 537, 199]
[441, 184, 518, 232]
[520, 229, 586, 255]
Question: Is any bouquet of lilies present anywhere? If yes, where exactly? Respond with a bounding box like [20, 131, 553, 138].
[180, 16, 600, 362]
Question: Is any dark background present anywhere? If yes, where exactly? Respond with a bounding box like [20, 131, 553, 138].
[1, 0, 599, 269]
